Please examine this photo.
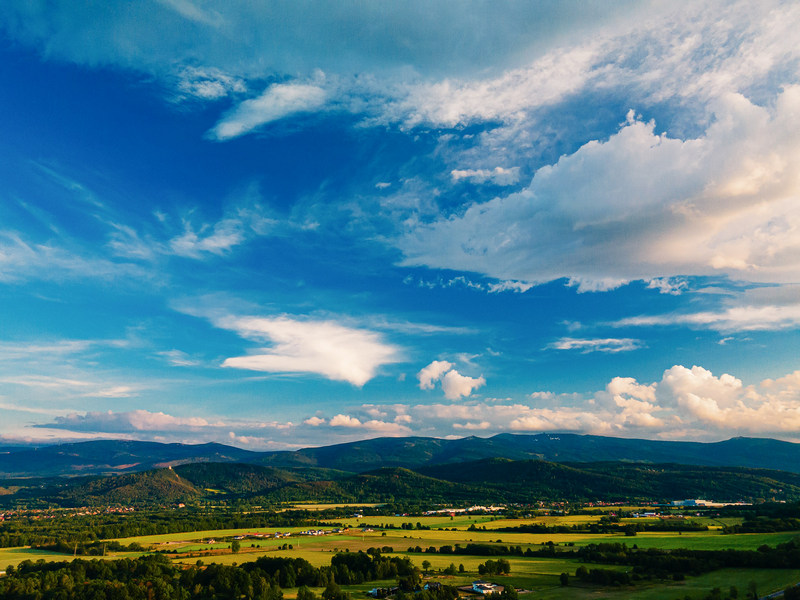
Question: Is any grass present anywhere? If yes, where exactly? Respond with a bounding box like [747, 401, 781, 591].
[578, 530, 800, 550]
[111, 525, 324, 546]
[0, 546, 144, 570]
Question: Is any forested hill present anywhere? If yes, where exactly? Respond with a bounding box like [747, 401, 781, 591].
[2, 433, 800, 478]
[9, 459, 800, 507]
[253, 434, 800, 474]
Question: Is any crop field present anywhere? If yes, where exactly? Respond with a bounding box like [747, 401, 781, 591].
[322, 515, 498, 529]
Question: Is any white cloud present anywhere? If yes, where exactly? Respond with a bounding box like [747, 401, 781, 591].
[614, 303, 800, 332]
[417, 360, 453, 390]
[329, 414, 361, 428]
[209, 82, 327, 140]
[89, 386, 136, 398]
[647, 277, 688, 295]
[549, 337, 643, 353]
[218, 315, 400, 386]
[46, 409, 213, 433]
[0, 231, 148, 284]
[175, 66, 246, 101]
[360, 420, 411, 434]
[453, 421, 491, 430]
[0, 375, 139, 400]
[110, 201, 278, 261]
[487, 280, 534, 294]
[417, 359, 485, 399]
[304, 416, 325, 426]
[451, 167, 520, 186]
[441, 370, 486, 400]
[169, 218, 247, 257]
[157, 349, 201, 367]
[400, 87, 800, 289]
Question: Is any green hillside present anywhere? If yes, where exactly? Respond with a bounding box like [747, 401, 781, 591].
[51, 467, 203, 506]
[15, 457, 800, 508]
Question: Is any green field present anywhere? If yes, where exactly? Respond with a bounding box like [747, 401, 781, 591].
[4, 513, 800, 599]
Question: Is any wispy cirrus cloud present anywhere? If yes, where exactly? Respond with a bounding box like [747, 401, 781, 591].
[0, 231, 149, 284]
[613, 304, 800, 333]
[549, 337, 643, 353]
[208, 81, 328, 140]
[109, 201, 278, 261]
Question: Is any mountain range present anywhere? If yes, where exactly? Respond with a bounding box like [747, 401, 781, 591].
[7, 458, 800, 507]
[2, 433, 800, 478]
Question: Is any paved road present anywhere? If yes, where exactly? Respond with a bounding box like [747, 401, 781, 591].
[762, 582, 800, 600]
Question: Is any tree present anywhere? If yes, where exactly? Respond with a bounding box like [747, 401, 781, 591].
[422, 560, 431, 573]
[559, 572, 569, 586]
[322, 581, 349, 600]
[748, 581, 758, 600]
[231, 540, 241, 554]
[298, 586, 317, 600]
[502, 585, 518, 600]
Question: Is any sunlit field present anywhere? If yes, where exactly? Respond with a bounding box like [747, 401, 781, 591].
[4, 513, 799, 599]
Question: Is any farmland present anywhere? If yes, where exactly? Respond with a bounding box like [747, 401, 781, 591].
[3, 507, 799, 599]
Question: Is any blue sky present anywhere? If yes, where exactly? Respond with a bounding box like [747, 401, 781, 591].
[1, 0, 799, 449]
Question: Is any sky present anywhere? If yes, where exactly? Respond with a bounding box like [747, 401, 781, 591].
[1, 0, 799, 450]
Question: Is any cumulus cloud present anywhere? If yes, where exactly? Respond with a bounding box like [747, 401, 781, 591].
[302, 361, 800, 442]
[517, 365, 800, 438]
[304, 416, 325, 426]
[400, 87, 800, 290]
[417, 360, 485, 400]
[453, 421, 491, 430]
[218, 314, 400, 386]
[328, 413, 409, 433]
[417, 360, 453, 390]
[329, 414, 361, 427]
[441, 370, 486, 400]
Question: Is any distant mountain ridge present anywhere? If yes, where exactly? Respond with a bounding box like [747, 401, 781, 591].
[1, 433, 800, 478]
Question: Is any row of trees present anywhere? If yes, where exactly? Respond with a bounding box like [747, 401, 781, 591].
[0, 550, 423, 600]
[0, 509, 321, 549]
